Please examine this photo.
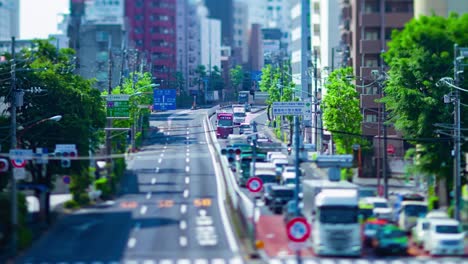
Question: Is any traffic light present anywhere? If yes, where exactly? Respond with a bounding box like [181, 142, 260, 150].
[55, 149, 77, 168]
[0, 158, 8, 172]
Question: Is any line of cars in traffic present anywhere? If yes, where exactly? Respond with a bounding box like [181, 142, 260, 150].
[361, 192, 466, 256]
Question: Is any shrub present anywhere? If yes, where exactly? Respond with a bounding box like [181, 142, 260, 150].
[76, 192, 90, 206]
[64, 200, 80, 209]
[428, 195, 439, 211]
[94, 177, 111, 198]
[18, 226, 33, 250]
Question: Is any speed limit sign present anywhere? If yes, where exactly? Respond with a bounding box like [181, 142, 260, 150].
[246, 177, 263, 193]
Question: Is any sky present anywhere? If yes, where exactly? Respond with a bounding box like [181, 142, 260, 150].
[20, 0, 70, 39]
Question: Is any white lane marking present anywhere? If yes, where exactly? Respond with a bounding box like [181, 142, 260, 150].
[186, 148, 189, 153]
[199, 209, 207, 216]
[151, 178, 156, 184]
[186, 131, 190, 135]
[186, 157, 190, 163]
[185, 166, 190, 173]
[186, 136, 190, 140]
[185, 177, 190, 184]
[146, 192, 152, 199]
[142, 260, 156, 264]
[134, 222, 141, 231]
[204, 117, 239, 252]
[160, 153, 164, 157]
[127, 237, 137, 248]
[229, 257, 243, 264]
[179, 220, 187, 230]
[167, 132, 171, 135]
[186, 152, 189, 156]
[179, 236, 188, 247]
[155, 167, 159, 173]
[163, 145, 167, 149]
[183, 189, 189, 198]
[140, 205, 147, 215]
[211, 258, 225, 264]
[180, 204, 187, 214]
[158, 158, 162, 163]
[159, 260, 173, 264]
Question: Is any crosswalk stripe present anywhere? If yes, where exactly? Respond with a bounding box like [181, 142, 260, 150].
[211, 258, 225, 264]
[269, 259, 284, 264]
[177, 259, 190, 264]
[303, 259, 319, 264]
[193, 259, 209, 264]
[159, 260, 174, 264]
[355, 260, 371, 264]
[373, 260, 388, 264]
[228, 257, 243, 264]
[142, 260, 156, 264]
[389, 260, 406, 264]
[337, 260, 353, 264]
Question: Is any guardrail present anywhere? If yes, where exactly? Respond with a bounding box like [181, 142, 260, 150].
[204, 112, 257, 254]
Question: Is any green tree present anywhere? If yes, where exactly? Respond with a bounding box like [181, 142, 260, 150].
[0, 39, 106, 222]
[195, 65, 207, 94]
[210, 66, 224, 91]
[322, 67, 362, 154]
[230, 65, 244, 96]
[382, 14, 468, 181]
[175, 71, 185, 94]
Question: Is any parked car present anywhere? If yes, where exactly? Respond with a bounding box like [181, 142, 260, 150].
[372, 224, 408, 255]
[268, 185, 295, 214]
[283, 200, 304, 223]
[363, 219, 388, 247]
[412, 210, 449, 247]
[423, 218, 465, 256]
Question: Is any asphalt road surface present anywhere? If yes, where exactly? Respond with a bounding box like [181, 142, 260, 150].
[17, 108, 242, 264]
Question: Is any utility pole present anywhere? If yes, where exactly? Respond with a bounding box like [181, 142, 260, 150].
[313, 49, 318, 151]
[9, 36, 18, 257]
[106, 37, 113, 182]
[380, 51, 389, 199]
[293, 115, 302, 264]
[453, 44, 462, 221]
[300, 0, 309, 101]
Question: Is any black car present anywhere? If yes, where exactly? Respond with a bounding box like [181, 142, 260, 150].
[268, 185, 295, 214]
[263, 183, 279, 206]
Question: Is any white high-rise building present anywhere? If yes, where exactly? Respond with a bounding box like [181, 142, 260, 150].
[0, 0, 20, 40]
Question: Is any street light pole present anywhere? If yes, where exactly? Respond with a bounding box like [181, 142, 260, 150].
[453, 44, 463, 221]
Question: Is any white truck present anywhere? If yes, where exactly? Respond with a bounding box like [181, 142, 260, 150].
[303, 180, 361, 256]
[232, 105, 246, 125]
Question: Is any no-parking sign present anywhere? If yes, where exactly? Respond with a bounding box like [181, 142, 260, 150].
[286, 217, 311, 243]
[246, 177, 263, 193]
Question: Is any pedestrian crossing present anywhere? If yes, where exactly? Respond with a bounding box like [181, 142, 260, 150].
[269, 257, 468, 264]
[21, 257, 468, 264]
[22, 257, 243, 264]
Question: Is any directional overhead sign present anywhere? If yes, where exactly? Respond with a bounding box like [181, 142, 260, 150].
[106, 94, 130, 117]
[272, 102, 307, 116]
[154, 89, 177, 111]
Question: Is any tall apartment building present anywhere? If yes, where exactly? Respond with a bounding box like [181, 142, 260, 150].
[339, 0, 413, 177]
[233, 0, 249, 64]
[126, 0, 177, 88]
[414, 0, 468, 17]
[68, 0, 126, 91]
[204, 0, 233, 46]
[0, 0, 19, 40]
[318, 0, 341, 71]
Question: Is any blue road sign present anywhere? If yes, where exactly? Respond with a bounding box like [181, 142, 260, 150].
[63, 175, 71, 185]
[251, 71, 262, 81]
[153, 89, 177, 111]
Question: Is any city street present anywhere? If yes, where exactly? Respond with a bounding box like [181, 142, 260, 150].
[16, 108, 242, 264]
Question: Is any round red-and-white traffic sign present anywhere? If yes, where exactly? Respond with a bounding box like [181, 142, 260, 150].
[246, 177, 263, 193]
[286, 217, 311, 243]
[11, 158, 26, 168]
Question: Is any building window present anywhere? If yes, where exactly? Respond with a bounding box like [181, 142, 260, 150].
[96, 31, 109, 42]
[135, 14, 144, 21]
[313, 24, 320, 36]
[134, 27, 143, 34]
[313, 2, 320, 14]
[136, 0, 143, 8]
[364, 28, 379, 40]
[365, 113, 378, 122]
[365, 58, 378, 67]
[136, 39, 143, 46]
[364, 1, 379, 13]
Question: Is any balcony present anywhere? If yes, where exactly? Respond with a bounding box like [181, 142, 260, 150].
[360, 13, 381, 27]
[361, 122, 379, 136]
[341, 6, 351, 20]
[339, 20, 350, 31]
[340, 31, 352, 44]
[339, 0, 350, 5]
[385, 13, 413, 28]
[360, 94, 380, 108]
[360, 40, 382, 54]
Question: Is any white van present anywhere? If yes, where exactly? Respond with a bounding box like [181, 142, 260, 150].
[423, 218, 465, 256]
[397, 201, 428, 232]
[412, 211, 449, 247]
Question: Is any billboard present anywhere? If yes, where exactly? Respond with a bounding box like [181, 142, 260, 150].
[85, 0, 124, 25]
